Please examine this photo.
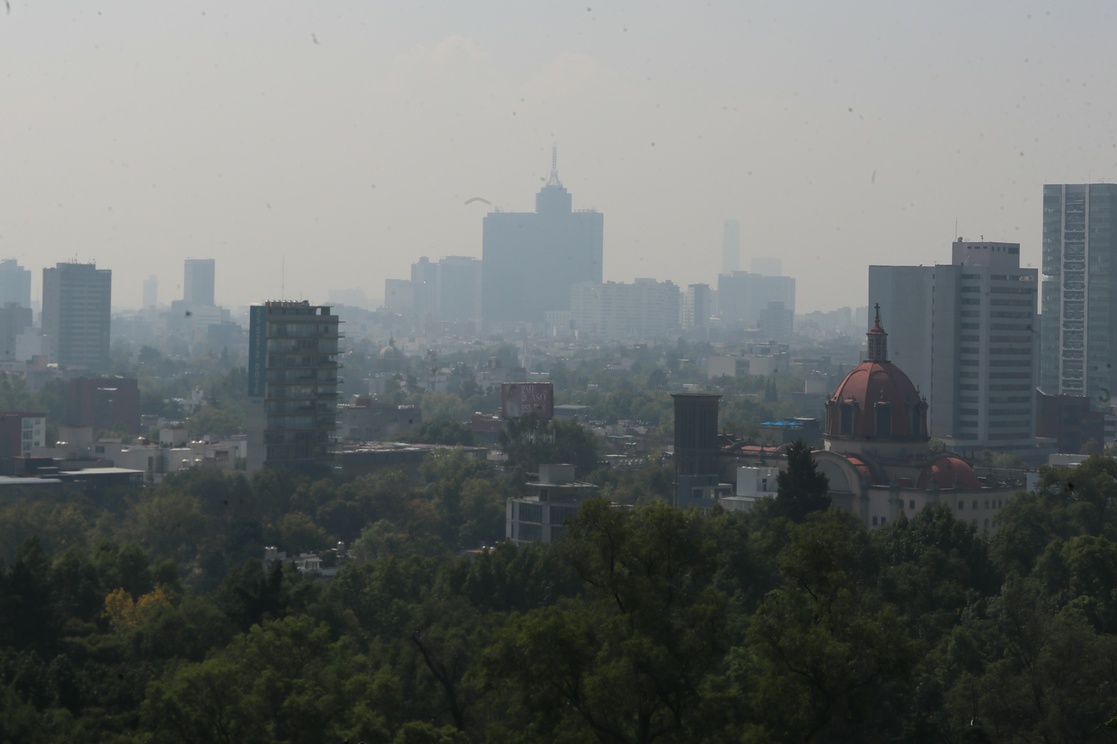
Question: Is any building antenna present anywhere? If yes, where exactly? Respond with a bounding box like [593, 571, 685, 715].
[281, 256, 286, 300]
[954, 217, 958, 240]
[546, 144, 561, 187]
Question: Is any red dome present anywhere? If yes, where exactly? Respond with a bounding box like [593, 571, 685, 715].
[916, 454, 980, 490]
[824, 360, 928, 441]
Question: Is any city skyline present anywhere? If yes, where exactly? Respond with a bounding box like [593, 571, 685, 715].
[4, 2, 1117, 311]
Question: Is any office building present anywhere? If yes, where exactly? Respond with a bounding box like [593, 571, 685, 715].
[506, 464, 597, 545]
[42, 262, 112, 371]
[66, 376, 141, 435]
[570, 279, 680, 341]
[436, 256, 482, 321]
[716, 271, 795, 342]
[184, 259, 216, 307]
[682, 283, 712, 331]
[0, 260, 31, 309]
[246, 301, 340, 476]
[383, 278, 413, 315]
[481, 150, 603, 324]
[870, 240, 1038, 451]
[0, 303, 32, 360]
[1040, 184, 1117, 407]
[0, 412, 46, 458]
[408, 255, 482, 328]
[722, 219, 740, 275]
[143, 275, 158, 310]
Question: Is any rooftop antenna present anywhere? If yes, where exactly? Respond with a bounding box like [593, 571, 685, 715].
[546, 144, 562, 187]
[281, 256, 286, 300]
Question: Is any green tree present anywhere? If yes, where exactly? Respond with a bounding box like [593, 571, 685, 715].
[735, 511, 919, 742]
[186, 405, 244, 439]
[485, 500, 729, 743]
[772, 440, 830, 523]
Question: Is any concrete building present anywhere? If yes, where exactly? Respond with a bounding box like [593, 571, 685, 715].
[570, 279, 680, 341]
[481, 150, 603, 324]
[1040, 184, 1117, 407]
[142, 275, 158, 310]
[407, 255, 482, 328]
[0, 412, 46, 457]
[184, 258, 216, 307]
[383, 278, 413, 315]
[0, 304, 32, 360]
[435, 256, 482, 322]
[870, 240, 1038, 452]
[66, 377, 141, 435]
[716, 271, 795, 342]
[682, 283, 712, 332]
[42, 262, 112, 371]
[722, 219, 740, 275]
[0, 260, 31, 309]
[246, 301, 341, 477]
[506, 463, 598, 545]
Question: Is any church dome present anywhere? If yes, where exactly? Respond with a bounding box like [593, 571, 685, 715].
[825, 306, 928, 442]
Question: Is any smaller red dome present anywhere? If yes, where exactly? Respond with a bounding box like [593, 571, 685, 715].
[916, 454, 980, 490]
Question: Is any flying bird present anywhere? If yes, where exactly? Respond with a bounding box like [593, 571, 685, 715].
[464, 197, 492, 206]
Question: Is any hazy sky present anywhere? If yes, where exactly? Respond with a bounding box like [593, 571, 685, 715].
[3, 1, 1116, 313]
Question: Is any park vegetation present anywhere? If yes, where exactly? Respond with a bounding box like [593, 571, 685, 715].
[2, 447, 1117, 742]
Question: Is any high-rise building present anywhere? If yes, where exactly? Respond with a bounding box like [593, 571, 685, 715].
[481, 150, 603, 324]
[246, 301, 340, 476]
[398, 256, 482, 331]
[1040, 184, 1117, 407]
[0, 303, 32, 360]
[870, 240, 1038, 450]
[722, 219, 740, 275]
[42, 262, 112, 371]
[384, 279, 413, 315]
[143, 275, 158, 309]
[570, 279, 680, 341]
[410, 256, 438, 327]
[716, 271, 796, 342]
[0, 260, 31, 309]
[184, 258, 216, 307]
[435, 256, 482, 322]
[66, 376, 141, 435]
[682, 283, 712, 331]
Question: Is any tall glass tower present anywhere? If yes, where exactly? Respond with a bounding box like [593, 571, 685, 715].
[1041, 184, 1117, 408]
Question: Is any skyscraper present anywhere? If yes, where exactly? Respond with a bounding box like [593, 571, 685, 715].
[716, 271, 796, 342]
[1040, 184, 1117, 408]
[246, 301, 340, 476]
[570, 279, 680, 341]
[870, 240, 1038, 450]
[42, 262, 112, 371]
[0, 260, 31, 309]
[481, 150, 603, 324]
[722, 219, 740, 275]
[184, 258, 216, 307]
[143, 275, 158, 310]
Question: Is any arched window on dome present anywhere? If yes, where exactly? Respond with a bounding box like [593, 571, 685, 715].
[840, 401, 857, 435]
[909, 404, 922, 436]
[874, 402, 892, 438]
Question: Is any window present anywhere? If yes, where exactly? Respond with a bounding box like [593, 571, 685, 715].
[958, 501, 964, 510]
[874, 403, 892, 437]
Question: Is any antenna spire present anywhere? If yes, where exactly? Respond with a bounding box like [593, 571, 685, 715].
[546, 145, 562, 187]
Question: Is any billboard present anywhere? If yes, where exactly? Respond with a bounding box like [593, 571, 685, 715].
[501, 382, 554, 420]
